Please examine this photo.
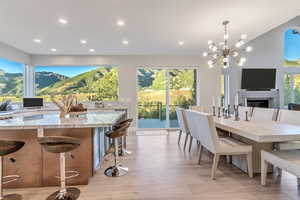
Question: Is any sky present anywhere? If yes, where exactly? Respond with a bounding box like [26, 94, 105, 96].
[284, 28, 300, 61]
[0, 58, 24, 73]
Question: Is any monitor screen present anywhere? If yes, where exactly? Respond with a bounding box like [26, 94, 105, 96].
[23, 98, 44, 108]
[241, 68, 276, 90]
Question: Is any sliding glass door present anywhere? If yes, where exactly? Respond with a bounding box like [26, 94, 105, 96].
[137, 68, 197, 129]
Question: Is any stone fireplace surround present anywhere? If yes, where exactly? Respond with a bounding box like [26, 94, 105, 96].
[238, 89, 280, 108]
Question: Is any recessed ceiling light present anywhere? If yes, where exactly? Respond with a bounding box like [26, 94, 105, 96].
[59, 18, 68, 24]
[178, 41, 184, 46]
[33, 39, 41, 44]
[122, 40, 129, 45]
[89, 49, 95, 52]
[51, 48, 57, 52]
[80, 40, 87, 44]
[117, 20, 125, 26]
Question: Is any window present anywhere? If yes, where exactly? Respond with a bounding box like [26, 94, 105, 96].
[137, 68, 197, 128]
[35, 65, 118, 101]
[0, 58, 24, 102]
[283, 74, 300, 105]
[284, 28, 300, 67]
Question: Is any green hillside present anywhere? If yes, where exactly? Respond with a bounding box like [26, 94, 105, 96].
[36, 67, 118, 100]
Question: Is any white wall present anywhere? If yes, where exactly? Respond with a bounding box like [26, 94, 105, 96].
[31, 55, 221, 126]
[0, 41, 31, 64]
[230, 15, 300, 107]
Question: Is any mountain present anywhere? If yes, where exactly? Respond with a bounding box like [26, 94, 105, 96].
[35, 71, 68, 89]
[36, 67, 116, 95]
[0, 70, 68, 96]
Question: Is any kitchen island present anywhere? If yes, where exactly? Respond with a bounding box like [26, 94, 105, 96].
[0, 110, 125, 188]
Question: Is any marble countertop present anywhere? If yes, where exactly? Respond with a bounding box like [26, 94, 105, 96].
[0, 110, 125, 129]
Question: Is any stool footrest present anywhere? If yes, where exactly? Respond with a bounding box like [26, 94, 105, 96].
[3, 175, 20, 185]
[55, 170, 80, 180]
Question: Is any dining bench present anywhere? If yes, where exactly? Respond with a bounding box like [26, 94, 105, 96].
[261, 150, 300, 187]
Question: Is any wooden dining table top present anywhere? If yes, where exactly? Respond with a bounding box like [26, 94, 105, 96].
[214, 117, 300, 143]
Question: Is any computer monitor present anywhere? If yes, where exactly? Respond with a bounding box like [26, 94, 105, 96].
[23, 98, 44, 108]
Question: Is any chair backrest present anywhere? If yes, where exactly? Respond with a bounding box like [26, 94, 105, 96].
[251, 107, 277, 121]
[185, 110, 219, 153]
[277, 109, 300, 125]
[238, 106, 253, 121]
[175, 107, 189, 133]
[189, 105, 212, 114]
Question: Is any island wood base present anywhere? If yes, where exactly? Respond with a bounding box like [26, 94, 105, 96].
[0, 128, 93, 188]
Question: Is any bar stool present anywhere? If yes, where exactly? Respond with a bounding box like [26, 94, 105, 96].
[113, 119, 133, 156]
[104, 121, 131, 177]
[0, 140, 25, 200]
[38, 136, 80, 200]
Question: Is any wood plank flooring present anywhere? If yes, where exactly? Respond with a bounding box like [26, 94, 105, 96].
[5, 131, 300, 200]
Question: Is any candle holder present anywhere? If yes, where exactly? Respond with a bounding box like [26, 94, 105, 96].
[212, 106, 216, 116]
[222, 107, 226, 118]
[245, 111, 250, 121]
[233, 105, 240, 121]
[227, 105, 231, 118]
[217, 107, 221, 118]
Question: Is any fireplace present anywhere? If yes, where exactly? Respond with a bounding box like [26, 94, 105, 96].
[238, 89, 279, 108]
[247, 99, 269, 108]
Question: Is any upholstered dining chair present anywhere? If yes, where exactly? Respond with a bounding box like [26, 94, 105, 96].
[175, 108, 190, 150]
[275, 109, 300, 150]
[185, 110, 253, 179]
[251, 107, 278, 121]
[189, 105, 212, 114]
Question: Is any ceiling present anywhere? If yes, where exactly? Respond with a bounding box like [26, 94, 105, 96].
[0, 0, 299, 55]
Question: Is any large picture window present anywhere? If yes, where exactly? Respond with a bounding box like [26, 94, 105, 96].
[283, 74, 300, 105]
[35, 65, 118, 101]
[284, 28, 300, 67]
[0, 58, 24, 102]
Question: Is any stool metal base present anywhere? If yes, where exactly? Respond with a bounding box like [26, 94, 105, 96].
[0, 194, 22, 200]
[46, 187, 80, 200]
[104, 166, 128, 177]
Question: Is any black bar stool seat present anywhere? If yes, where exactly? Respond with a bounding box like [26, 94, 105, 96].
[38, 136, 80, 200]
[0, 140, 24, 156]
[38, 136, 80, 153]
[0, 140, 25, 200]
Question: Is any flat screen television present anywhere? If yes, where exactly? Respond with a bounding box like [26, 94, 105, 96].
[23, 98, 44, 108]
[241, 68, 276, 91]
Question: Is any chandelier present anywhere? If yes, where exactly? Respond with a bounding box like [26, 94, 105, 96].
[203, 21, 253, 68]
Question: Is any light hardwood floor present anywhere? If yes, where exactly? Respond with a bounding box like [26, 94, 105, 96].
[5, 131, 300, 200]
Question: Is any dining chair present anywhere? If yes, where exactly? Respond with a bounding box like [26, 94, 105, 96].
[251, 107, 278, 121]
[175, 108, 190, 150]
[189, 105, 212, 114]
[185, 110, 253, 179]
[275, 109, 300, 150]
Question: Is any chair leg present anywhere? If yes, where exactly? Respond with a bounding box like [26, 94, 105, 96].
[188, 135, 193, 152]
[246, 153, 253, 178]
[178, 130, 182, 144]
[211, 154, 220, 180]
[261, 159, 268, 186]
[198, 144, 203, 165]
[183, 133, 189, 150]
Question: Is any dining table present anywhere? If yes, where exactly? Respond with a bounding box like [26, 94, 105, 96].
[214, 117, 300, 173]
